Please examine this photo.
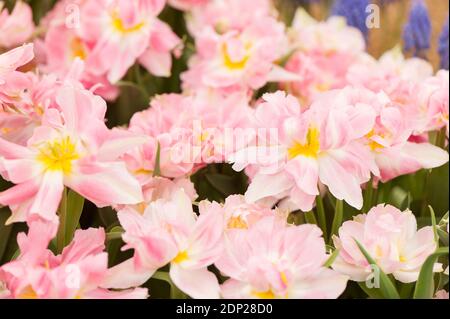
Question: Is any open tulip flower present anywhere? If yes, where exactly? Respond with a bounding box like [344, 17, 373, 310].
[0, 0, 449, 301]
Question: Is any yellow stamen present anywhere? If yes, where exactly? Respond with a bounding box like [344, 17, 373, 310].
[222, 43, 250, 71]
[366, 130, 384, 152]
[70, 37, 87, 60]
[287, 127, 320, 159]
[111, 11, 145, 34]
[227, 216, 248, 229]
[173, 251, 189, 264]
[18, 286, 38, 299]
[37, 136, 79, 174]
[252, 289, 275, 299]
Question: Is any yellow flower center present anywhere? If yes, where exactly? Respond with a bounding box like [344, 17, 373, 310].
[366, 130, 385, 152]
[227, 216, 248, 229]
[37, 136, 79, 174]
[70, 37, 87, 60]
[111, 11, 145, 34]
[287, 127, 320, 159]
[18, 286, 38, 299]
[222, 43, 251, 71]
[173, 251, 189, 264]
[252, 289, 276, 299]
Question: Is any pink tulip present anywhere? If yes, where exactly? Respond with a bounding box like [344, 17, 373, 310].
[0, 85, 145, 224]
[216, 216, 348, 298]
[182, 16, 296, 93]
[284, 9, 366, 106]
[332, 204, 441, 283]
[0, 219, 147, 299]
[168, 0, 208, 11]
[186, 0, 274, 36]
[231, 90, 377, 211]
[77, 0, 180, 83]
[106, 190, 224, 299]
[0, 1, 35, 49]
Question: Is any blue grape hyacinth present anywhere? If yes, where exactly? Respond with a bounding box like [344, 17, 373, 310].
[438, 16, 449, 70]
[402, 0, 431, 57]
[331, 0, 370, 40]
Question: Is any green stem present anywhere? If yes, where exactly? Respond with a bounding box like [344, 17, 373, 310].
[363, 179, 373, 213]
[330, 199, 343, 244]
[304, 210, 318, 225]
[152, 271, 171, 283]
[56, 188, 68, 253]
[315, 195, 327, 239]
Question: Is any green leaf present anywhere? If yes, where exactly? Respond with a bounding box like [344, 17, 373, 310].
[56, 189, 85, 253]
[428, 206, 439, 246]
[354, 239, 401, 299]
[65, 190, 85, 243]
[358, 282, 384, 299]
[153, 142, 161, 177]
[304, 210, 318, 225]
[315, 195, 327, 238]
[438, 212, 449, 228]
[106, 226, 124, 242]
[413, 247, 449, 299]
[330, 199, 343, 243]
[323, 248, 340, 268]
[0, 207, 13, 262]
[437, 228, 449, 246]
[152, 271, 171, 283]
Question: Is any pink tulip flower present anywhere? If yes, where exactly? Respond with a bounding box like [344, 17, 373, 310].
[231, 90, 377, 211]
[0, 219, 147, 299]
[332, 204, 441, 283]
[0, 85, 145, 224]
[0, 1, 35, 49]
[216, 216, 348, 298]
[105, 189, 224, 299]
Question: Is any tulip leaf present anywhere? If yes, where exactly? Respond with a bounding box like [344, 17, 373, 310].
[56, 189, 85, 253]
[324, 248, 340, 268]
[428, 206, 439, 245]
[354, 239, 401, 299]
[304, 210, 318, 225]
[330, 199, 343, 243]
[0, 207, 13, 262]
[153, 142, 161, 177]
[438, 212, 449, 228]
[413, 247, 449, 299]
[106, 226, 124, 242]
[437, 228, 449, 246]
[65, 190, 85, 243]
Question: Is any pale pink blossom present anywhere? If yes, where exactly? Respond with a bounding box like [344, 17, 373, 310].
[357, 88, 449, 182]
[347, 46, 434, 130]
[332, 204, 440, 283]
[220, 194, 276, 231]
[0, 1, 35, 49]
[231, 90, 377, 211]
[78, 0, 180, 83]
[168, 0, 208, 11]
[186, 0, 274, 36]
[284, 9, 366, 106]
[182, 18, 296, 93]
[105, 190, 224, 299]
[0, 219, 147, 299]
[42, 23, 119, 101]
[434, 290, 449, 299]
[415, 70, 449, 135]
[127, 91, 253, 178]
[216, 216, 348, 298]
[0, 85, 145, 224]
